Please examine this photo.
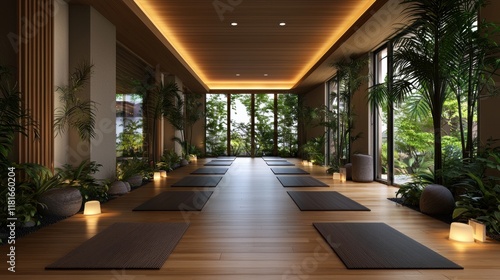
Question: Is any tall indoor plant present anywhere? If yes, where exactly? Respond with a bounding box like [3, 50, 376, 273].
[370, 0, 500, 184]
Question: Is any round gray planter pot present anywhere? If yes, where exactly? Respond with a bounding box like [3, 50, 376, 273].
[38, 187, 83, 217]
[127, 174, 143, 187]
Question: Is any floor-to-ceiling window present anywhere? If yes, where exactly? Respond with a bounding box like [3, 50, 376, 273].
[372, 41, 477, 185]
[254, 94, 275, 156]
[230, 94, 252, 156]
[206, 93, 298, 157]
[326, 75, 350, 170]
[205, 93, 228, 156]
[277, 94, 299, 157]
[373, 47, 389, 182]
[116, 93, 143, 158]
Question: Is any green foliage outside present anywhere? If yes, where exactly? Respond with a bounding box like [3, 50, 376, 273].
[277, 94, 299, 157]
[205, 94, 228, 156]
[206, 93, 298, 157]
[116, 119, 143, 157]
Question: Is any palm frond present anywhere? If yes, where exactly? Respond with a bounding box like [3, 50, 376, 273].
[54, 62, 97, 141]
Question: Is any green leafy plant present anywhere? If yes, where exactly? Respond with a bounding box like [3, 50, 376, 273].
[0, 65, 39, 170]
[453, 143, 500, 234]
[116, 158, 149, 181]
[157, 149, 181, 171]
[54, 61, 97, 141]
[395, 171, 434, 207]
[12, 163, 65, 225]
[56, 160, 109, 203]
[116, 119, 143, 157]
[0, 65, 40, 227]
[370, 0, 500, 184]
[302, 135, 326, 165]
[205, 94, 228, 156]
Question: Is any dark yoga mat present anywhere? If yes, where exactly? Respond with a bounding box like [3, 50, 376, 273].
[266, 161, 295, 166]
[313, 222, 463, 269]
[277, 176, 328, 187]
[46, 223, 189, 269]
[262, 156, 283, 161]
[271, 167, 309, 174]
[205, 160, 233, 166]
[133, 191, 213, 211]
[171, 176, 222, 187]
[191, 167, 229, 174]
[217, 156, 236, 160]
[287, 191, 370, 211]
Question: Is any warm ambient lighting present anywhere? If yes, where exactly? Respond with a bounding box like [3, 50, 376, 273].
[83, 201, 101, 215]
[469, 219, 486, 242]
[154, 171, 161, 181]
[189, 154, 198, 162]
[339, 167, 347, 182]
[208, 80, 294, 90]
[160, 170, 167, 178]
[291, 0, 377, 85]
[449, 222, 474, 243]
[133, 0, 377, 90]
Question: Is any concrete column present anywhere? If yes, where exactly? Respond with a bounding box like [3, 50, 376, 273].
[69, 5, 116, 179]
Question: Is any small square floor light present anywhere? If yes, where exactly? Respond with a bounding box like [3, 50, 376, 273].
[84, 200, 101, 215]
[154, 171, 161, 181]
[160, 170, 167, 178]
[449, 222, 474, 242]
[469, 219, 486, 242]
[339, 168, 347, 182]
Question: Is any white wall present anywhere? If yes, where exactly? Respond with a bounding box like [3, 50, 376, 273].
[53, 0, 69, 169]
[69, 5, 116, 179]
[89, 7, 117, 179]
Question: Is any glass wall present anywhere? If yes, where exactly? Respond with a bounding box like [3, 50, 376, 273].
[373, 47, 389, 181]
[230, 94, 252, 156]
[205, 93, 298, 157]
[277, 94, 299, 157]
[326, 74, 350, 171]
[205, 94, 228, 156]
[254, 94, 275, 156]
[116, 93, 143, 158]
[372, 43, 476, 185]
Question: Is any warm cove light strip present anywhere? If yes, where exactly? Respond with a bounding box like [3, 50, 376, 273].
[133, 0, 376, 90]
[291, 0, 377, 84]
[133, 0, 209, 85]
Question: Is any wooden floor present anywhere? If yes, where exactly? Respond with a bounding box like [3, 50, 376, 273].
[2, 158, 499, 279]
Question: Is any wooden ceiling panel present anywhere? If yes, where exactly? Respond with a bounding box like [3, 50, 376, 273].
[69, 0, 405, 93]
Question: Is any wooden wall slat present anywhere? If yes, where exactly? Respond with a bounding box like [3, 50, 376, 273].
[116, 43, 150, 94]
[17, 0, 54, 169]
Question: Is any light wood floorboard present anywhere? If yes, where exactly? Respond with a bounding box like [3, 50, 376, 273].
[1, 158, 499, 279]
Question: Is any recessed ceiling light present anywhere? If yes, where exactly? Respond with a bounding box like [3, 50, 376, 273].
[279, 22, 286, 26]
[231, 22, 238, 26]
[236, 74, 240, 76]
[264, 74, 268, 77]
